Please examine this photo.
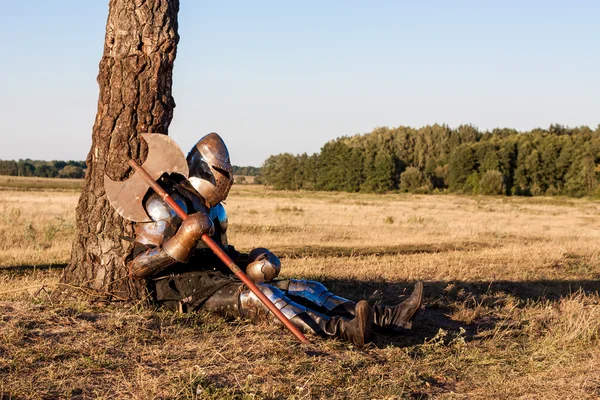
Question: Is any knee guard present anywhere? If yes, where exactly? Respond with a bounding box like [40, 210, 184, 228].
[239, 283, 308, 321]
[245, 248, 281, 283]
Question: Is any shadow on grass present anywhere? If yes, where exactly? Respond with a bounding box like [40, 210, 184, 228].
[276, 242, 501, 259]
[314, 277, 600, 348]
[2, 263, 598, 350]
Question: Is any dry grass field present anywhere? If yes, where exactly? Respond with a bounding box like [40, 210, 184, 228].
[1, 179, 599, 399]
[0, 176, 83, 192]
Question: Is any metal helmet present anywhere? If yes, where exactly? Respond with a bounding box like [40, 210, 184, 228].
[187, 133, 233, 207]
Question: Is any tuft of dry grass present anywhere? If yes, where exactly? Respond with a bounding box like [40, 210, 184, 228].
[0, 191, 76, 268]
[1, 185, 600, 399]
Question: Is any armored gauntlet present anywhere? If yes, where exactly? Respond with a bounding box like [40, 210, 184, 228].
[163, 212, 214, 263]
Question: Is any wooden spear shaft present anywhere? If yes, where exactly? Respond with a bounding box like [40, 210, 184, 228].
[128, 160, 310, 344]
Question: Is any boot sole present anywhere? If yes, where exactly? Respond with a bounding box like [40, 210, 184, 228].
[354, 300, 373, 347]
[402, 281, 424, 329]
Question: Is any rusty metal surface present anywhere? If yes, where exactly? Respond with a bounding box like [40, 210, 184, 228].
[104, 133, 189, 222]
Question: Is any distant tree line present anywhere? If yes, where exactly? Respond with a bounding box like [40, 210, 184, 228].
[0, 160, 263, 182]
[0, 160, 86, 179]
[262, 124, 600, 197]
[232, 165, 261, 176]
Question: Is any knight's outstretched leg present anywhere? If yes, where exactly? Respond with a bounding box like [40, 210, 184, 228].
[272, 279, 424, 333]
[202, 282, 373, 347]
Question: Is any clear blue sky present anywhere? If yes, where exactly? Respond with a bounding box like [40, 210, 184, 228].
[1, 1, 598, 166]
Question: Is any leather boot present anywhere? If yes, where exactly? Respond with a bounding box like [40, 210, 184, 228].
[373, 281, 423, 333]
[290, 300, 373, 347]
[331, 300, 373, 347]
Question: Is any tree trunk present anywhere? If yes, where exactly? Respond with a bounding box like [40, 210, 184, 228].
[62, 0, 179, 301]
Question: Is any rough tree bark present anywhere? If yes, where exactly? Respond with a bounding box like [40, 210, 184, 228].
[62, 0, 179, 301]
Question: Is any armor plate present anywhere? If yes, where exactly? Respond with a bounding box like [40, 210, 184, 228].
[239, 283, 308, 321]
[134, 193, 188, 246]
[211, 203, 228, 233]
[146, 192, 187, 223]
[129, 247, 177, 279]
[245, 248, 281, 282]
[196, 203, 229, 248]
[287, 279, 353, 311]
[134, 221, 175, 247]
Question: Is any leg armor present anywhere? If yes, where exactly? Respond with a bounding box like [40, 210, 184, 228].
[202, 282, 373, 347]
[274, 279, 356, 317]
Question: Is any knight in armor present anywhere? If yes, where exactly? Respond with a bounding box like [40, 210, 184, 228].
[128, 133, 423, 347]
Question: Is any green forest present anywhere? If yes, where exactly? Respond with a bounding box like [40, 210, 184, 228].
[0, 159, 262, 181]
[262, 124, 600, 197]
[0, 160, 87, 179]
[232, 165, 261, 176]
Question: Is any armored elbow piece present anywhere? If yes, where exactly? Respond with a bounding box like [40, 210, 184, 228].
[164, 212, 215, 263]
[245, 248, 281, 283]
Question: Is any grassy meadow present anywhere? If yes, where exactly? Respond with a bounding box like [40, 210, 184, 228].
[0, 178, 599, 399]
